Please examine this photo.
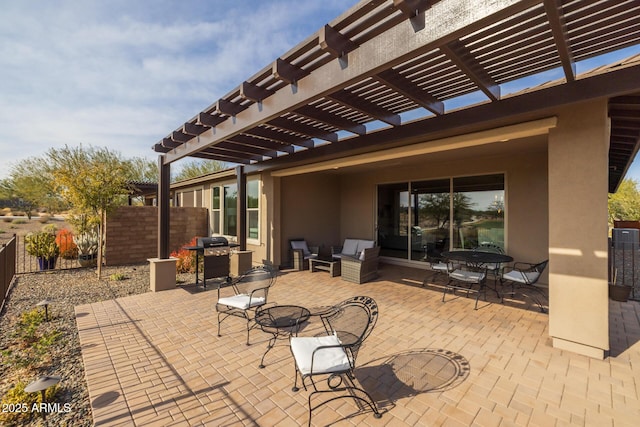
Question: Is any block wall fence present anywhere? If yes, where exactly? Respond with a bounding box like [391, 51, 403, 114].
[105, 206, 208, 265]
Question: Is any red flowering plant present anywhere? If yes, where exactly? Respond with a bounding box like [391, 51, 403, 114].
[171, 237, 201, 273]
[56, 229, 78, 259]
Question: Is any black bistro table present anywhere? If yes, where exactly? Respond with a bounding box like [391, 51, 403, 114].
[254, 305, 310, 368]
[441, 250, 513, 269]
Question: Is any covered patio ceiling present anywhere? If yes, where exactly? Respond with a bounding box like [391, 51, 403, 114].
[152, 0, 640, 192]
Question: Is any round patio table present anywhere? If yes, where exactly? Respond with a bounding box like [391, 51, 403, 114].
[255, 305, 311, 368]
[442, 250, 513, 268]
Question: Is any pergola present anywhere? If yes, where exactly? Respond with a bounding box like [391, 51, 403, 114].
[152, 0, 640, 257]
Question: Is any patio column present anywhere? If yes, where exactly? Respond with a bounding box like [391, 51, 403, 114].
[236, 165, 247, 251]
[547, 100, 609, 359]
[148, 155, 176, 292]
[158, 156, 171, 259]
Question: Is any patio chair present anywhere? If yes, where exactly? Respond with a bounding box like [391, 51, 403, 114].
[443, 263, 488, 310]
[341, 246, 381, 284]
[290, 238, 318, 271]
[290, 296, 381, 425]
[500, 260, 549, 312]
[216, 265, 277, 345]
[473, 243, 505, 284]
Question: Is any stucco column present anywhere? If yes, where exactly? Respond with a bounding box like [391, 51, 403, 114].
[548, 100, 609, 359]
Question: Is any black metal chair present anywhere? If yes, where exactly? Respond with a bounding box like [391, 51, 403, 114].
[500, 260, 549, 312]
[473, 243, 505, 285]
[289, 296, 381, 425]
[216, 265, 277, 345]
[443, 263, 488, 310]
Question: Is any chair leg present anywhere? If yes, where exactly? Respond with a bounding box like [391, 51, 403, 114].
[307, 378, 381, 426]
[217, 312, 222, 337]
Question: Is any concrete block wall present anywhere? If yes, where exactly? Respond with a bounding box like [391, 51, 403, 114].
[105, 206, 208, 265]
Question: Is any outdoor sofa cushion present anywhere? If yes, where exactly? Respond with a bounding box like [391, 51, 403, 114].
[291, 240, 313, 257]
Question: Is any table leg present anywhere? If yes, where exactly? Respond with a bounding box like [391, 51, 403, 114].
[259, 333, 278, 368]
[195, 252, 200, 285]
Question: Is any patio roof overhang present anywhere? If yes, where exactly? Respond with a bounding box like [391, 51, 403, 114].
[153, 0, 640, 193]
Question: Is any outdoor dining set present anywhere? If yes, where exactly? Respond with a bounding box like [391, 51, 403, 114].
[213, 264, 381, 425]
[426, 244, 548, 311]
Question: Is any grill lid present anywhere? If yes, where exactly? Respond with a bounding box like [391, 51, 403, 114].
[197, 236, 229, 248]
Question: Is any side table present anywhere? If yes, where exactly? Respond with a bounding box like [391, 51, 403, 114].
[309, 258, 341, 277]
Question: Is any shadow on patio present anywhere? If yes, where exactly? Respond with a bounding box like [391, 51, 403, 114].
[76, 264, 640, 426]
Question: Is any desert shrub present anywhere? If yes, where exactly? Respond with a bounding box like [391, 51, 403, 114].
[0, 207, 9, 216]
[2, 217, 11, 223]
[38, 213, 51, 223]
[0, 381, 59, 425]
[109, 272, 127, 281]
[171, 237, 199, 273]
[12, 219, 27, 225]
[55, 229, 78, 259]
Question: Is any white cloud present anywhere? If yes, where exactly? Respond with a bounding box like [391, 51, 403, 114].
[0, 0, 351, 178]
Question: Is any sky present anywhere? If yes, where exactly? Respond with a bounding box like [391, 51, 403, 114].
[0, 0, 350, 179]
[1, 1, 639, 183]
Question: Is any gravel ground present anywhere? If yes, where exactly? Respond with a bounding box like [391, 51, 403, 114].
[0, 264, 193, 426]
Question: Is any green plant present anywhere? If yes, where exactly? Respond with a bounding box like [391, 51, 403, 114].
[76, 229, 99, 256]
[12, 218, 27, 224]
[25, 231, 59, 259]
[110, 272, 127, 281]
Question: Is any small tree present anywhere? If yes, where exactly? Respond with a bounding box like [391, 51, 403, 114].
[608, 178, 640, 227]
[172, 159, 226, 182]
[1, 158, 62, 218]
[49, 145, 135, 278]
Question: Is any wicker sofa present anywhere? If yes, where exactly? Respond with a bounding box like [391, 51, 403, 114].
[335, 240, 380, 284]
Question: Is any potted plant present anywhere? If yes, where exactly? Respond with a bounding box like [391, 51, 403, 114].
[25, 231, 59, 270]
[76, 230, 99, 268]
[608, 268, 633, 302]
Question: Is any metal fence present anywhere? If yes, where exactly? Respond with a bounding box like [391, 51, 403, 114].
[610, 229, 640, 301]
[14, 234, 86, 274]
[1, 235, 17, 312]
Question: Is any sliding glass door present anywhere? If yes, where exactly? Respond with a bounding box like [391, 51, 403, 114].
[377, 174, 504, 261]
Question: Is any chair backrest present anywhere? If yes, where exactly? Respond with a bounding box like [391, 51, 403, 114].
[322, 296, 378, 364]
[229, 265, 277, 299]
[528, 260, 548, 284]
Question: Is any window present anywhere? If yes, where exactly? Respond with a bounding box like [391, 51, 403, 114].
[247, 180, 259, 240]
[377, 174, 505, 261]
[210, 179, 260, 240]
[223, 183, 237, 236]
[211, 187, 220, 234]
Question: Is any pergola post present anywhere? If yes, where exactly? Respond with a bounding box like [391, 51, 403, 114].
[236, 165, 247, 251]
[148, 155, 176, 292]
[158, 156, 171, 259]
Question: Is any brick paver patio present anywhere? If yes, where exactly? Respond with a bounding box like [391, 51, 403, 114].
[76, 264, 640, 426]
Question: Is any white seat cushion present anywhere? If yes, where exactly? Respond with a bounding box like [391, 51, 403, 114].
[450, 269, 485, 283]
[341, 239, 359, 256]
[290, 334, 351, 375]
[218, 294, 265, 309]
[431, 262, 449, 272]
[503, 270, 539, 284]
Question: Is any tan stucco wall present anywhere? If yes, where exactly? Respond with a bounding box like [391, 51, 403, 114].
[548, 100, 609, 358]
[334, 141, 549, 270]
[279, 173, 341, 265]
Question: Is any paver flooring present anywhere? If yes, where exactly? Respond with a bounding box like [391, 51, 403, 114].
[76, 264, 640, 426]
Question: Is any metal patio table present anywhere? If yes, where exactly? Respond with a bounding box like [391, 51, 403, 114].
[254, 305, 311, 368]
